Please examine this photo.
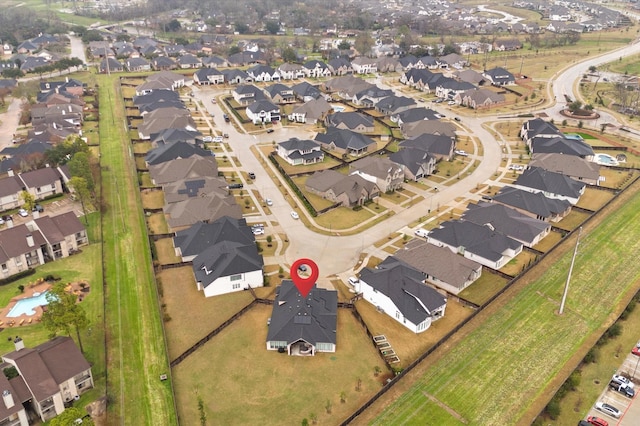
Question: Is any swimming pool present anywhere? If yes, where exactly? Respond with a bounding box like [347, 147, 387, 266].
[331, 104, 346, 112]
[595, 153, 619, 166]
[7, 291, 51, 317]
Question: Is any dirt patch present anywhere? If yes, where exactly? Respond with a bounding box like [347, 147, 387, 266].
[86, 396, 107, 425]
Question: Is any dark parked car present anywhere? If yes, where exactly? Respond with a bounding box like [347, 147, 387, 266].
[223, 114, 230, 122]
[227, 183, 243, 189]
[248, 172, 256, 180]
[266, 128, 274, 133]
[32, 204, 44, 213]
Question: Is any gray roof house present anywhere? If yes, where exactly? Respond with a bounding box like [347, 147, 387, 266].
[375, 95, 417, 116]
[482, 67, 515, 86]
[221, 69, 251, 85]
[192, 238, 264, 298]
[399, 133, 455, 161]
[291, 81, 322, 102]
[315, 127, 375, 156]
[389, 148, 436, 181]
[266, 280, 337, 355]
[164, 194, 242, 231]
[462, 202, 552, 247]
[193, 68, 225, 85]
[277, 62, 306, 80]
[391, 107, 440, 125]
[455, 88, 505, 109]
[162, 176, 229, 204]
[529, 153, 600, 186]
[427, 220, 523, 270]
[325, 112, 374, 133]
[149, 156, 219, 185]
[145, 141, 213, 166]
[305, 169, 379, 207]
[357, 256, 447, 333]
[352, 87, 394, 107]
[529, 136, 595, 160]
[246, 100, 280, 124]
[520, 118, 563, 144]
[288, 98, 331, 124]
[349, 156, 405, 193]
[513, 167, 586, 205]
[263, 83, 295, 104]
[401, 120, 456, 139]
[395, 239, 482, 295]
[173, 216, 254, 262]
[277, 138, 325, 166]
[137, 107, 197, 139]
[492, 186, 572, 223]
[232, 84, 265, 105]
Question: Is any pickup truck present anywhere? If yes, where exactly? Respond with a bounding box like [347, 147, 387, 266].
[609, 380, 635, 398]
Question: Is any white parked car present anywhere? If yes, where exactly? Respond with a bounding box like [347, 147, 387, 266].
[348, 276, 359, 286]
[447, 100, 456, 105]
[595, 401, 621, 418]
[252, 227, 265, 236]
[290, 211, 299, 220]
[612, 374, 634, 389]
[265, 198, 273, 206]
[415, 228, 428, 238]
[454, 149, 468, 157]
[202, 136, 213, 142]
[212, 136, 224, 143]
[18, 209, 28, 217]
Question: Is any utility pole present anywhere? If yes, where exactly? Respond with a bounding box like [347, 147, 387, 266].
[559, 227, 582, 315]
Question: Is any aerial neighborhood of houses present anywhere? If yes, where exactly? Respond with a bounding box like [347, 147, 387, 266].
[1, 0, 640, 423]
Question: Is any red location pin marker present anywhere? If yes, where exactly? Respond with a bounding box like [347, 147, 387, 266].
[290, 258, 319, 298]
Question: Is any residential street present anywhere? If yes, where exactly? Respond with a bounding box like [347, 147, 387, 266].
[0, 97, 22, 150]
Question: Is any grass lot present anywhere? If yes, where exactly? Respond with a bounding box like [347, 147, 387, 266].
[314, 205, 375, 230]
[556, 209, 592, 232]
[354, 299, 474, 369]
[499, 250, 538, 277]
[158, 266, 254, 359]
[147, 212, 169, 234]
[154, 238, 181, 265]
[97, 75, 176, 425]
[599, 167, 638, 190]
[367, 181, 640, 425]
[575, 187, 615, 211]
[172, 305, 386, 425]
[457, 272, 510, 307]
[532, 230, 565, 253]
[141, 189, 165, 210]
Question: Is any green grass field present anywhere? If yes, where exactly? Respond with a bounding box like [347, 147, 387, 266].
[371, 182, 640, 425]
[98, 75, 176, 425]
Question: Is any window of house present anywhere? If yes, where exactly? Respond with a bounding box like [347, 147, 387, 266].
[230, 274, 242, 281]
[36, 187, 42, 193]
[15, 258, 22, 267]
[232, 283, 240, 290]
[1, 264, 7, 272]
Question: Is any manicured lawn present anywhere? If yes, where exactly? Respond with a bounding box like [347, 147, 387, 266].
[598, 167, 638, 190]
[533, 230, 565, 253]
[499, 250, 538, 277]
[147, 212, 169, 234]
[556, 209, 591, 232]
[369, 183, 640, 425]
[172, 305, 386, 425]
[97, 75, 176, 425]
[154, 238, 181, 265]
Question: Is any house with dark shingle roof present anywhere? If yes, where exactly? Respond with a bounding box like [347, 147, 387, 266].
[482, 67, 515, 86]
[325, 112, 374, 133]
[193, 68, 224, 85]
[352, 87, 394, 107]
[427, 220, 523, 269]
[192, 234, 264, 297]
[529, 136, 595, 160]
[327, 58, 353, 75]
[164, 193, 242, 231]
[520, 118, 563, 144]
[305, 169, 379, 207]
[176, 53, 201, 69]
[221, 69, 252, 85]
[247, 64, 280, 82]
[232, 84, 265, 105]
[246, 100, 280, 124]
[277, 62, 306, 80]
[173, 216, 254, 261]
[395, 240, 482, 295]
[150, 128, 201, 146]
[266, 280, 337, 355]
[263, 83, 295, 104]
[151, 56, 177, 71]
[357, 256, 447, 333]
[145, 141, 213, 166]
[389, 148, 436, 181]
[1, 336, 93, 423]
[391, 107, 440, 125]
[162, 176, 229, 204]
[0, 175, 25, 212]
[529, 153, 600, 185]
[492, 186, 572, 223]
[513, 166, 586, 205]
[303, 59, 331, 78]
[462, 202, 552, 247]
[399, 133, 455, 161]
[315, 127, 375, 156]
[401, 120, 457, 140]
[375, 95, 417, 116]
[138, 107, 196, 139]
[291, 81, 321, 102]
[277, 138, 324, 166]
[18, 167, 63, 200]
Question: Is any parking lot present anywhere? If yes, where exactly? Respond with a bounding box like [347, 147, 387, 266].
[585, 350, 640, 425]
[1, 196, 83, 228]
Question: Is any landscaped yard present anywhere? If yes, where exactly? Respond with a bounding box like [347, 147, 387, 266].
[314, 205, 375, 230]
[366, 181, 640, 425]
[575, 187, 615, 211]
[532, 230, 565, 253]
[457, 272, 510, 306]
[172, 305, 386, 425]
[499, 250, 538, 277]
[141, 188, 165, 209]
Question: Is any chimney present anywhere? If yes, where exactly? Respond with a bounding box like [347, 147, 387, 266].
[7, 169, 13, 177]
[2, 390, 14, 409]
[26, 234, 34, 247]
[65, 76, 69, 83]
[13, 337, 24, 351]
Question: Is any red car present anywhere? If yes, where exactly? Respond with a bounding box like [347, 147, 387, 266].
[633, 345, 640, 356]
[587, 416, 608, 426]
